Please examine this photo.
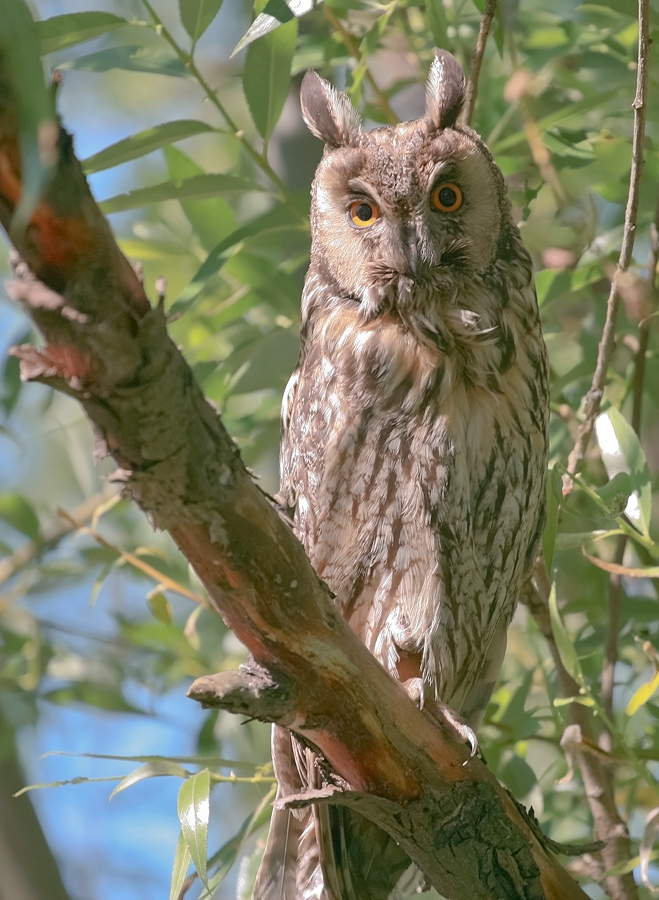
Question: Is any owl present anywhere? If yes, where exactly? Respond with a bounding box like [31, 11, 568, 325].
[253, 50, 549, 900]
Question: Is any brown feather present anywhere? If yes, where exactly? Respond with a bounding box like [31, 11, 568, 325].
[254, 53, 549, 900]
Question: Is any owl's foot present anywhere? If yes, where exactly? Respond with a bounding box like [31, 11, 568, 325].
[403, 677, 478, 758]
[435, 702, 478, 758]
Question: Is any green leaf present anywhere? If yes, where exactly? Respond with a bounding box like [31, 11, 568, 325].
[172, 204, 305, 314]
[36, 12, 129, 54]
[554, 529, 621, 551]
[595, 408, 652, 536]
[170, 832, 192, 900]
[180, 0, 224, 42]
[13, 775, 123, 797]
[148, 592, 173, 624]
[499, 753, 537, 798]
[594, 471, 633, 519]
[110, 761, 189, 799]
[548, 583, 585, 687]
[59, 45, 189, 79]
[43, 683, 144, 714]
[178, 769, 211, 886]
[198, 788, 275, 898]
[243, 12, 297, 141]
[99, 174, 261, 214]
[228, 327, 300, 394]
[1, 353, 23, 416]
[426, 0, 449, 46]
[493, 90, 619, 153]
[627, 670, 659, 717]
[0, 492, 41, 540]
[542, 466, 561, 572]
[83, 121, 215, 174]
[164, 146, 237, 251]
[233, 0, 311, 54]
[45, 751, 258, 770]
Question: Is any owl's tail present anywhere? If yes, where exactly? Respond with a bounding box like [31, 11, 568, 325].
[252, 727, 413, 900]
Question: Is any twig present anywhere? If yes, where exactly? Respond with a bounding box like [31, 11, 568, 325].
[599, 533, 627, 752]
[600, 190, 659, 755]
[523, 566, 638, 900]
[632, 192, 659, 433]
[461, 0, 498, 126]
[323, 6, 398, 124]
[139, 0, 291, 203]
[565, 0, 650, 482]
[0, 488, 117, 588]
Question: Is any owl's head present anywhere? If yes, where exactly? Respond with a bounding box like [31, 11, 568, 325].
[301, 51, 516, 308]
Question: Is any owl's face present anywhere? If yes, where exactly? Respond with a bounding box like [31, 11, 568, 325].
[301, 52, 512, 307]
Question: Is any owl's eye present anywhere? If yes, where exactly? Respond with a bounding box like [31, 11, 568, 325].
[431, 182, 462, 212]
[349, 200, 380, 227]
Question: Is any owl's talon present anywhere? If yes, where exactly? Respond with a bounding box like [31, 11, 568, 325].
[403, 676, 425, 709]
[403, 679, 478, 757]
[437, 703, 478, 758]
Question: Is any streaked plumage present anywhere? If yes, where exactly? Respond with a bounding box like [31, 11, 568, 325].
[253, 50, 549, 900]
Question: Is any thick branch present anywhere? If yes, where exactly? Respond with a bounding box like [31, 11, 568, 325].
[0, 49, 590, 900]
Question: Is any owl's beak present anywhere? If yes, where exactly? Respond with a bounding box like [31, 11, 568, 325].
[400, 220, 423, 278]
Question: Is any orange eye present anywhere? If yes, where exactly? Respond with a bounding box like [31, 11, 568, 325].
[349, 200, 380, 227]
[431, 182, 462, 212]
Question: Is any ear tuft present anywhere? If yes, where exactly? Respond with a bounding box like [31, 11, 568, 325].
[300, 71, 362, 148]
[425, 50, 465, 131]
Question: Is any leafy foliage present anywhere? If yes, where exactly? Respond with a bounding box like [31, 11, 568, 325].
[1, 0, 659, 898]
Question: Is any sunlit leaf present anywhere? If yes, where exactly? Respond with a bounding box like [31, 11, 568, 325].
[178, 769, 211, 885]
[36, 12, 129, 54]
[595, 408, 651, 536]
[170, 831, 192, 900]
[626, 670, 659, 717]
[593, 472, 633, 519]
[110, 761, 189, 799]
[180, 0, 224, 42]
[243, 5, 297, 141]
[233, 0, 313, 54]
[83, 121, 215, 173]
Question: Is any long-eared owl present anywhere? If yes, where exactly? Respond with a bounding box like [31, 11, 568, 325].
[253, 49, 549, 900]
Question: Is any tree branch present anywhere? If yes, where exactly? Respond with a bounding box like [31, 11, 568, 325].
[323, 7, 398, 125]
[461, 0, 498, 126]
[565, 0, 650, 483]
[523, 566, 638, 900]
[525, 11, 651, 895]
[0, 43, 591, 900]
